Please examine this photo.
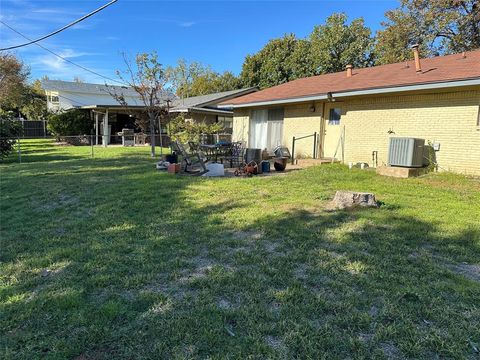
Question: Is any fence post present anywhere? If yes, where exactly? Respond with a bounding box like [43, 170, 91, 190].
[313, 132, 317, 159]
[17, 136, 21, 163]
[91, 134, 94, 158]
[291, 136, 295, 165]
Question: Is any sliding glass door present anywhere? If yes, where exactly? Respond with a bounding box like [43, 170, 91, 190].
[249, 108, 284, 150]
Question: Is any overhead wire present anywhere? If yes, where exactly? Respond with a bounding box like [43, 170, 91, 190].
[0, 0, 118, 51]
[0, 21, 126, 86]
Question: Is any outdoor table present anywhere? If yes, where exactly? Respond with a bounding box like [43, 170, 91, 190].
[199, 143, 232, 163]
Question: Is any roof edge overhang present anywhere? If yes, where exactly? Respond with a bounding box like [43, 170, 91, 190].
[219, 78, 480, 109]
[194, 87, 258, 108]
[170, 107, 233, 115]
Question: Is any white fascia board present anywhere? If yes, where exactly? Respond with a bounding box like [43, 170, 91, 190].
[218, 94, 329, 109]
[222, 78, 480, 109]
[169, 107, 233, 115]
[333, 78, 480, 98]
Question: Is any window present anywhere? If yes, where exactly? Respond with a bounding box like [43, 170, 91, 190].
[329, 108, 342, 125]
[249, 108, 284, 150]
[217, 116, 233, 134]
[47, 92, 59, 104]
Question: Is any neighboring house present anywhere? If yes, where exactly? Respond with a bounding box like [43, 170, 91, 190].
[42, 80, 256, 145]
[169, 87, 257, 142]
[42, 80, 144, 111]
[220, 48, 480, 175]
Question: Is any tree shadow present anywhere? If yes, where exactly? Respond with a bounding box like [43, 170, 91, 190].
[1, 157, 479, 359]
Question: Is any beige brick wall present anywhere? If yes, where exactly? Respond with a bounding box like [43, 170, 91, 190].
[232, 104, 322, 157]
[233, 88, 480, 175]
[339, 90, 480, 175]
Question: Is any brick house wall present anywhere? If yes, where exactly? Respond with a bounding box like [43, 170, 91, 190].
[233, 88, 480, 175]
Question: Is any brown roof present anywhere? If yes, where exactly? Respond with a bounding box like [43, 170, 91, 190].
[223, 50, 480, 106]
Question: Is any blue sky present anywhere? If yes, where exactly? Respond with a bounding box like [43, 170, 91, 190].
[0, 0, 398, 84]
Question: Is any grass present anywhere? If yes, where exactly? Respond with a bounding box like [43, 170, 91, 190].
[1, 139, 479, 359]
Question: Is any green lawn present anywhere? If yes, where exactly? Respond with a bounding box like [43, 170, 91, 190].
[1, 139, 479, 359]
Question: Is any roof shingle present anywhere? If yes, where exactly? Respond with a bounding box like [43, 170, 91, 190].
[222, 50, 480, 106]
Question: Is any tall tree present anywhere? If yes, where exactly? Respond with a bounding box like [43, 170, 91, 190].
[168, 59, 242, 98]
[375, 0, 480, 64]
[0, 54, 29, 109]
[20, 80, 49, 120]
[110, 52, 171, 158]
[309, 13, 375, 74]
[240, 34, 312, 89]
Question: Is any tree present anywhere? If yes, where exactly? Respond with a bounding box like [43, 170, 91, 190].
[239, 15, 375, 89]
[240, 34, 310, 89]
[0, 54, 29, 110]
[168, 114, 222, 143]
[375, 0, 480, 64]
[168, 59, 242, 98]
[110, 52, 171, 158]
[0, 111, 23, 160]
[20, 80, 49, 120]
[309, 13, 375, 74]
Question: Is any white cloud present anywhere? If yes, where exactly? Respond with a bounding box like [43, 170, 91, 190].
[179, 21, 196, 28]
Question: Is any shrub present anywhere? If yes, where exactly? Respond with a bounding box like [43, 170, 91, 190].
[168, 114, 223, 143]
[0, 112, 23, 159]
[47, 109, 93, 139]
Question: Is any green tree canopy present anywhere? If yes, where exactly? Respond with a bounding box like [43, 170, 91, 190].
[20, 79, 49, 120]
[239, 14, 375, 89]
[375, 0, 480, 64]
[168, 59, 242, 98]
[240, 34, 311, 89]
[309, 13, 375, 74]
[0, 54, 29, 110]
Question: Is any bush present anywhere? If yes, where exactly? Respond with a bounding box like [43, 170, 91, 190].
[47, 109, 93, 139]
[0, 113, 23, 159]
[168, 114, 223, 143]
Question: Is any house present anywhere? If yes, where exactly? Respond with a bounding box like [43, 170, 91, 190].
[42, 79, 155, 145]
[220, 47, 480, 175]
[42, 79, 256, 145]
[168, 87, 257, 142]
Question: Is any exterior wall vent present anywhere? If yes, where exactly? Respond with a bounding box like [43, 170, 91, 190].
[388, 137, 425, 167]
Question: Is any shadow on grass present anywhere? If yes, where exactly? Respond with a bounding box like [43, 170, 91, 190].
[0, 155, 479, 359]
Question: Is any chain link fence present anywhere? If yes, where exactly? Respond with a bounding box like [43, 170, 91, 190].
[1, 134, 172, 164]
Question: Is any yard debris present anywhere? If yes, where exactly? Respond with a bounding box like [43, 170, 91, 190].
[225, 325, 235, 337]
[326, 191, 379, 210]
[41, 269, 52, 277]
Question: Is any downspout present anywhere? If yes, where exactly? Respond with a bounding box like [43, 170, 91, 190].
[319, 102, 326, 159]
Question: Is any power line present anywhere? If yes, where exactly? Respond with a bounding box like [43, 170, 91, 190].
[0, 0, 118, 51]
[0, 21, 126, 86]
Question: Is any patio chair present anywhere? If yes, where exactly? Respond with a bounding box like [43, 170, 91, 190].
[171, 140, 208, 175]
[221, 141, 245, 168]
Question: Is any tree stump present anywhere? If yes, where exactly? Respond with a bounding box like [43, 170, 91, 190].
[327, 191, 378, 210]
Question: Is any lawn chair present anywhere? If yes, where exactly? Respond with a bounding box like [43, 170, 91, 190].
[171, 140, 208, 175]
[223, 141, 246, 168]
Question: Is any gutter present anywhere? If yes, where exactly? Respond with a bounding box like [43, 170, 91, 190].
[169, 106, 234, 115]
[219, 78, 480, 109]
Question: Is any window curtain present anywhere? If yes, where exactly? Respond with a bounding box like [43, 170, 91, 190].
[267, 108, 284, 150]
[249, 109, 268, 149]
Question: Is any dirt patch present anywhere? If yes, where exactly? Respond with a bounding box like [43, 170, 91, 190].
[452, 263, 480, 282]
[265, 335, 287, 354]
[232, 230, 263, 241]
[359, 333, 374, 343]
[217, 298, 232, 310]
[379, 342, 401, 359]
[293, 264, 308, 280]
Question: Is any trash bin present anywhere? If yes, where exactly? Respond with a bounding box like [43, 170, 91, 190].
[274, 158, 288, 171]
[245, 148, 263, 174]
